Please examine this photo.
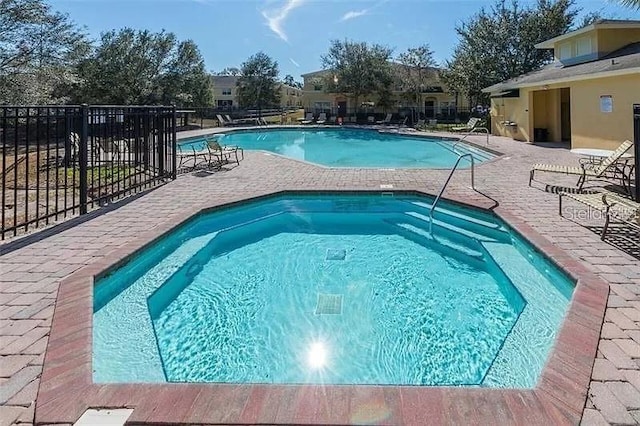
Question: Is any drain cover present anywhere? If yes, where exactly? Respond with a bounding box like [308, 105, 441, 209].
[326, 249, 346, 260]
[316, 293, 343, 315]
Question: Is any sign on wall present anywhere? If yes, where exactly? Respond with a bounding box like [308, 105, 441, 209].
[600, 95, 613, 113]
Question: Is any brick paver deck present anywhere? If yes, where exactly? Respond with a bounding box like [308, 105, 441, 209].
[1, 129, 638, 425]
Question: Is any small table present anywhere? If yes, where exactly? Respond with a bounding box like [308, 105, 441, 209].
[570, 148, 635, 194]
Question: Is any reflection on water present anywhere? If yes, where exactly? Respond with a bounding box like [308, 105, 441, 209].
[278, 134, 306, 160]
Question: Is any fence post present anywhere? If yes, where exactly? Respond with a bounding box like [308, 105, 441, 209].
[79, 104, 89, 215]
[157, 108, 165, 178]
[172, 105, 177, 179]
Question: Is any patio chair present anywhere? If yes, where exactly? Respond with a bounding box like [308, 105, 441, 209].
[414, 119, 425, 130]
[300, 113, 314, 124]
[316, 113, 327, 124]
[216, 114, 233, 127]
[176, 143, 208, 171]
[376, 113, 392, 125]
[559, 190, 639, 241]
[452, 117, 481, 132]
[205, 139, 242, 166]
[224, 114, 242, 126]
[529, 140, 634, 190]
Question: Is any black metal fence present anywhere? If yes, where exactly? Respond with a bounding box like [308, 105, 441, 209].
[176, 107, 302, 130]
[303, 106, 486, 126]
[1, 105, 177, 240]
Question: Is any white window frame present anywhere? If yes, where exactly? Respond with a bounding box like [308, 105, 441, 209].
[576, 37, 592, 57]
[558, 42, 572, 60]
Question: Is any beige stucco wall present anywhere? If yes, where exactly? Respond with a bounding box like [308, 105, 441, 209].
[490, 92, 531, 142]
[569, 73, 640, 150]
[489, 73, 640, 149]
[596, 28, 640, 56]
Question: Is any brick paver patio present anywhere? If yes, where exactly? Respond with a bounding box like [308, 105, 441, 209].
[0, 129, 638, 425]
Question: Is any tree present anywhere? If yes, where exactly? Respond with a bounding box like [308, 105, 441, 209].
[321, 39, 394, 111]
[72, 28, 212, 106]
[396, 44, 437, 118]
[283, 74, 302, 88]
[236, 52, 280, 111]
[0, 0, 88, 104]
[441, 0, 578, 107]
[216, 67, 241, 76]
[619, 0, 640, 8]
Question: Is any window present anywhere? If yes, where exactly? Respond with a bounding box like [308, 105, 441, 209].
[576, 37, 592, 57]
[221, 88, 232, 95]
[558, 43, 571, 60]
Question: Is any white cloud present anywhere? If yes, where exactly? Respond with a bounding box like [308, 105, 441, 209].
[261, 0, 304, 43]
[340, 0, 388, 22]
[289, 58, 300, 67]
[341, 9, 368, 21]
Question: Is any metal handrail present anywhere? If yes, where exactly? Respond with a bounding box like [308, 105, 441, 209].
[429, 153, 476, 234]
[452, 126, 490, 151]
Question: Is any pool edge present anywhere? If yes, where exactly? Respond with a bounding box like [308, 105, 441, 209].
[37, 189, 607, 425]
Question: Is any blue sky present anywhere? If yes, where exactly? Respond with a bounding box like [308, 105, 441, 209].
[54, 0, 638, 80]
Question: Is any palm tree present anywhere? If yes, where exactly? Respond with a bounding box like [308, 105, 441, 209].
[619, 0, 640, 8]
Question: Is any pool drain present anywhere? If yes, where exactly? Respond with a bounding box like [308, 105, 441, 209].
[316, 293, 343, 315]
[326, 249, 346, 260]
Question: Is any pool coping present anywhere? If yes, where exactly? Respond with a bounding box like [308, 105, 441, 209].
[176, 126, 503, 171]
[36, 190, 608, 425]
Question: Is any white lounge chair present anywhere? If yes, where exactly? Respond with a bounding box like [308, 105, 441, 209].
[452, 117, 481, 132]
[559, 190, 639, 241]
[316, 113, 327, 124]
[376, 113, 392, 125]
[300, 113, 314, 124]
[530, 140, 634, 190]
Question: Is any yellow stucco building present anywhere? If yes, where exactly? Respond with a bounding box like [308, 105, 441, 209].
[301, 65, 466, 119]
[483, 20, 640, 149]
[211, 75, 303, 109]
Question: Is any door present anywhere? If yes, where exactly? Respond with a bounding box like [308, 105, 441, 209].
[337, 101, 347, 117]
[425, 100, 436, 119]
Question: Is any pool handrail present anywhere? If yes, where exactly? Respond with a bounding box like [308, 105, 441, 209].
[429, 153, 476, 234]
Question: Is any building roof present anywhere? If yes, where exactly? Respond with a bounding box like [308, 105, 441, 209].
[301, 63, 442, 79]
[483, 42, 640, 93]
[535, 19, 640, 49]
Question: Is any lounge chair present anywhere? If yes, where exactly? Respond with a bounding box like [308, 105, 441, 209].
[452, 117, 481, 132]
[176, 143, 208, 171]
[224, 114, 243, 126]
[376, 113, 392, 125]
[414, 119, 425, 130]
[205, 138, 243, 165]
[316, 113, 327, 124]
[529, 140, 634, 190]
[559, 190, 639, 241]
[216, 114, 244, 127]
[300, 113, 314, 124]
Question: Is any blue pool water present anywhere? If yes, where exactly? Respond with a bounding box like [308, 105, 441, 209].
[93, 194, 573, 387]
[178, 128, 494, 168]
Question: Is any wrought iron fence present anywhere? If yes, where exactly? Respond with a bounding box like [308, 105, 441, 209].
[176, 107, 302, 130]
[302, 106, 486, 126]
[1, 105, 177, 240]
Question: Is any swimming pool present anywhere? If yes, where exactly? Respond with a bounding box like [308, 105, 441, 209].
[93, 193, 573, 387]
[178, 128, 494, 168]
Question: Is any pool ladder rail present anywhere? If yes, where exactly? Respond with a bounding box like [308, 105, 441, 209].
[452, 125, 490, 151]
[429, 153, 478, 234]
